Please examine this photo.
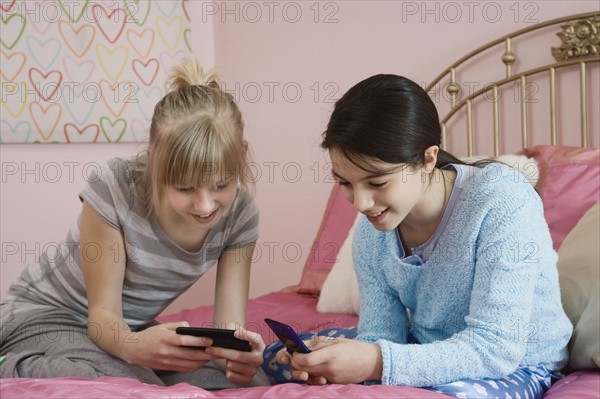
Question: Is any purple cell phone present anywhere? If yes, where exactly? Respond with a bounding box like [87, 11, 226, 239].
[264, 318, 311, 354]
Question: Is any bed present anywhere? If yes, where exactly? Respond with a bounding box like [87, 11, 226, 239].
[2, 11, 599, 399]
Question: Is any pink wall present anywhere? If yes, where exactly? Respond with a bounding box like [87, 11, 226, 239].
[1, 1, 597, 315]
[206, 0, 598, 309]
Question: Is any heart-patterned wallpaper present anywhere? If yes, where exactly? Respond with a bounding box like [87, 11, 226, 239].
[0, 0, 192, 143]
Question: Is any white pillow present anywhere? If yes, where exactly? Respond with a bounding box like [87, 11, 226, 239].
[464, 154, 539, 186]
[495, 154, 539, 186]
[316, 155, 539, 316]
[316, 215, 360, 315]
[557, 201, 600, 370]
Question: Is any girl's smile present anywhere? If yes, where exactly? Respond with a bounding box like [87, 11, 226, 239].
[365, 208, 390, 224]
[190, 207, 219, 224]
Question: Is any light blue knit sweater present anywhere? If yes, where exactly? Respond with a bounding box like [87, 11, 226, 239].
[353, 163, 572, 387]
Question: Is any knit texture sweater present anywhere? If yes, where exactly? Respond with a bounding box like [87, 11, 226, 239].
[353, 163, 572, 387]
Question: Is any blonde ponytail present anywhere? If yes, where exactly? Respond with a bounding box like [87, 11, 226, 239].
[168, 57, 219, 92]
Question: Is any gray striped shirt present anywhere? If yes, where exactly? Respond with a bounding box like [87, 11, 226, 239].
[1, 157, 259, 329]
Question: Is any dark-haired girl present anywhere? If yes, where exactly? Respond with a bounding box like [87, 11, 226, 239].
[276, 74, 572, 399]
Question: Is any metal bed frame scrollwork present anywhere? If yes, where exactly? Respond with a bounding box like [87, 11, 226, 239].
[427, 12, 600, 157]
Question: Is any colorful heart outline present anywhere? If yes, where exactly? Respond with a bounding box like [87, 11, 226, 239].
[135, 86, 163, 122]
[29, 102, 63, 141]
[1, 82, 27, 117]
[59, 21, 96, 57]
[0, 120, 31, 143]
[99, 116, 127, 142]
[92, 4, 128, 44]
[0, 50, 26, 81]
[28, 11, 55, 35]
[182, 0, 191, 22]
[132, 58, 159, 86]
[130, 118, 149, 142]
[64, 123, 100, 143]
[63, 86, 97, 125]
[96, 44, 129, 81]
[0, 0, 16, 12]
[63, 56, 95, 83]
[156, 16, 184, 51]
[1, 13, 26, 50]
[98, 79, 133, 117]
[28, 68, 63, 102]
[26, 36, 62, 70]
[124, 0, 151, 26]
[184, 29, 192, 52]
[155, 1, 178, 17]
[159, 49, 187, 79]
[58, 0, 90, 23]
[126, 28, 155, 58]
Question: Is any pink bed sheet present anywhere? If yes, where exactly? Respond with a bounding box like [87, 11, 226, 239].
[544, 371, 600, 398]
[2, 371, 598, 398]
[1, 292, 598, 398]
[0, 377, 447, 399]
[157, 290, 359, 345]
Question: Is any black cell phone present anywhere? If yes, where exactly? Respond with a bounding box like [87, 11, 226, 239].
[175, 327, 252, 352]
[264, 318, 311, 354]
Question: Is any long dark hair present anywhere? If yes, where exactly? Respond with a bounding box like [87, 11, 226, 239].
[321, 74, 466, 174]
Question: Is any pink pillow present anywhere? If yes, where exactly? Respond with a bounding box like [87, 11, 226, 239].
[520, 145, 600, 250]
[294, 184, 357, 296]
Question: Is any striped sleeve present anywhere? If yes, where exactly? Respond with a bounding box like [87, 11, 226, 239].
[78, 158, 133, 230]
[224, 187, 259, 249]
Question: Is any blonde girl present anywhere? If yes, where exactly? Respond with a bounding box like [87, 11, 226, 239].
[0, 58, 270, 389]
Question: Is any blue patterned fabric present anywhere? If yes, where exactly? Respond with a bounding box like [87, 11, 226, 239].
[261, 326, 559, 398]
[427, 365, 558, 399]
[262, 327, 358, 384]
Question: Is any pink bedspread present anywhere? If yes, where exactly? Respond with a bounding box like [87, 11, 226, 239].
[1, 292, 598, 398]
[543, 371, 600, 398]
[0, 378, 447, 398]
[158, 291, 359, 345]
[2, 371, 598, 398]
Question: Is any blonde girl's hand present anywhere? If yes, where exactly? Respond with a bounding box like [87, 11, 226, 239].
[204, 323, 266, 385]
[123, 321, 219, 372]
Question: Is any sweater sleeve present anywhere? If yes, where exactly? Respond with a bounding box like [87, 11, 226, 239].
[377, 173, 552, 387]
[353, 216, 409, 345]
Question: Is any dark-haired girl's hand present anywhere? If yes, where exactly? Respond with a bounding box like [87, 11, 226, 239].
[274, 335, 335, 384]
[283, 338, 383, 385]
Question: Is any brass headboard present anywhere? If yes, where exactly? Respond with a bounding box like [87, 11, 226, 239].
[427, 12, 600, 157]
